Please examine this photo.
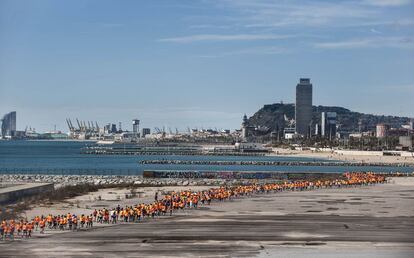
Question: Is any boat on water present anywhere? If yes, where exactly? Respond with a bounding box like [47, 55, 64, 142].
[96, 140, 115, 145]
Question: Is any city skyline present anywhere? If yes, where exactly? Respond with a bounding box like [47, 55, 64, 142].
[1, 0, 413, 132]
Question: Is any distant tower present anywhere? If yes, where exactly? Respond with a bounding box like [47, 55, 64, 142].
[241, 114, 248, 140]
[295, 78, 313, 137]
[132, 119, 140, 134]
[321, 112, 326, 137]
[1, 111, 17, 138]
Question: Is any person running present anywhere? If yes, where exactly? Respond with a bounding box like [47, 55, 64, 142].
[72, 215, 78, 231]
[0, 172, 388, 241]
[39, 218, 46, 234]
[27, 222, 33, 238]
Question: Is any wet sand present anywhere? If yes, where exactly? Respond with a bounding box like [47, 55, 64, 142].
[1, 178, 413, 257]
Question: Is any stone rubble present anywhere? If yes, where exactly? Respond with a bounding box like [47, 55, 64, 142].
[0, 174, 263, 188]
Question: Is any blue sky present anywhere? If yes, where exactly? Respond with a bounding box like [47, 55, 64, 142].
[0, 0, 413, 132]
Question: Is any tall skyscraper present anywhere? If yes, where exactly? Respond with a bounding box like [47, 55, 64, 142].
[1, 111, 17, 138]
[295, 78, 313, 137]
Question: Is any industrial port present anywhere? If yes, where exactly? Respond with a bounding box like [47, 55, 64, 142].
[1, 78, 413, 154]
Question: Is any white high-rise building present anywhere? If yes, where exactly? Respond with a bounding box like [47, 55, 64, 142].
[132, 119, 140, 134]
[1, 111, 16, 138]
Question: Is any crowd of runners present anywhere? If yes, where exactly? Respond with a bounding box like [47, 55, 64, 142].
[1, 172, 387, 241]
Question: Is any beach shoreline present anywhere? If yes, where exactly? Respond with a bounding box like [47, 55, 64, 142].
[271, 148, 414, 165]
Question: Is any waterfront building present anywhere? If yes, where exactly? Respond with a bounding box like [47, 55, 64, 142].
[399, 136, 413, 150]
[141, 128, 151, 138]
[103, 123, 117, 134]
[111, 124, 117, 133]
[241, 114, 255, 141]
[1, 111, 17, 139]
[295, 78, 313, 137]
[321, 112, 337, 140]
[283, 127, 296, 140]
[132, 119, 140, 135]
[376, 123, 390, 138]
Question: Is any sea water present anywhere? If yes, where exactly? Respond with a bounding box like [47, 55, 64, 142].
[0, 141, 411, 175]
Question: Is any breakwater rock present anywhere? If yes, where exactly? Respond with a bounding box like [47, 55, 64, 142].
[1, 172, 411, 189]
[0, 174, 261, 188]
[81, 148, 265, 156]
[140, 160, 413, 167]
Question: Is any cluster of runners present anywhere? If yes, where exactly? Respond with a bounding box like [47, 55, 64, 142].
[1, 172, 386, 241]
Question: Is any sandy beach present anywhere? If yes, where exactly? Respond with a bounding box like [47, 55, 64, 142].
[1, 177, 413, 257]
[272, 148, 414, 165]
[22, 185, 211, 220]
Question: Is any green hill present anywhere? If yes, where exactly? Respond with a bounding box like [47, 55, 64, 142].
[246, 103, 411, 134]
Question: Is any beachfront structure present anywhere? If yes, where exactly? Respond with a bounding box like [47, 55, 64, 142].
[376, 123, 390, 138]
[284, 127, 296, 140]
[295, 78, 313, 137]
[1, 111, 17, 139]
[241, 114, 255, 141]
[399, 136, 413, 150]
[321, 112, 337, 140]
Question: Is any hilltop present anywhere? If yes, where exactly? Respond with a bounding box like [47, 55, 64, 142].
[246, 103, 411, 133]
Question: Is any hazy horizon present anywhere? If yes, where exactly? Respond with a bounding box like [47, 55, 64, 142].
[1, 0, 413, 132]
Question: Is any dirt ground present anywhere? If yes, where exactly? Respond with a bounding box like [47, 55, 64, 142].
[1, 178, 413, 257]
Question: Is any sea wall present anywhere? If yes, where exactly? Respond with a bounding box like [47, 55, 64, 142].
[0, 183, 54, 204]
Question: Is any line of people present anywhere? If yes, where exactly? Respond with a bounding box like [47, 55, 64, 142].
[1, 172, 386, 241]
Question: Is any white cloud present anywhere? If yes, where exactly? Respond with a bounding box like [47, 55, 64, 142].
[363, 0, 412, 6]
[214, 0, 379, 28]
[203, 0, 413, 30]
[315, 37, 414, 49]
[189, 24, 233, 29]
[158, 34, 293, 43]
[223, 46, 289, 56]
[194, 46, 289, 58]
[315, 39, 374, 49]
[370, 28, 382, 34]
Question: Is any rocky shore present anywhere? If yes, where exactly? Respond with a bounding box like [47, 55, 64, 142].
[81, 148, 265, 156]
[0, 174, 255, 188]
[2, 172, 412, 189]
